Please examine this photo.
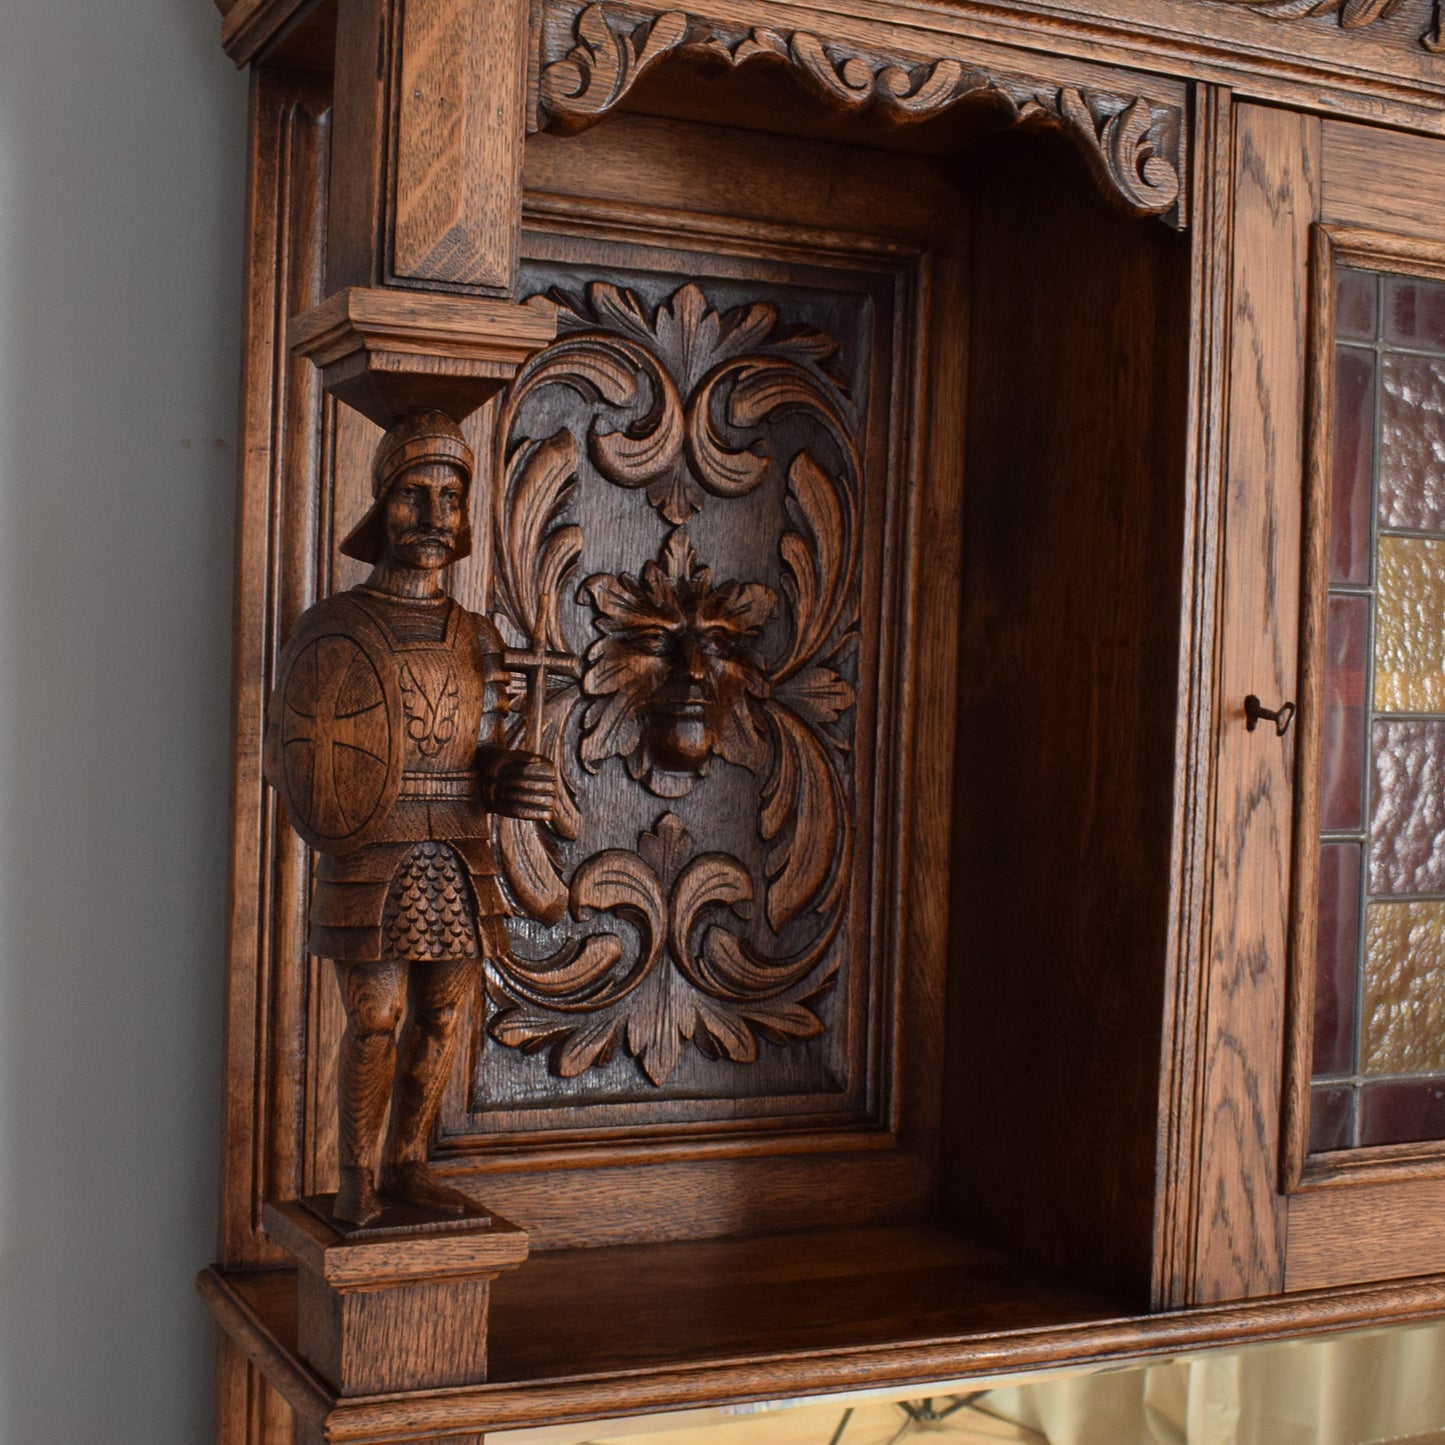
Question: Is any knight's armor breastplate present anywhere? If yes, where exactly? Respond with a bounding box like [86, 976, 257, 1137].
[301, 588, 513, 963]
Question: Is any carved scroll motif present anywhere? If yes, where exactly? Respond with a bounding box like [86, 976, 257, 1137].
[535, 2, 1185, 224]
[1206, 0, 1443, 47]
[488, 281, 859, 1085]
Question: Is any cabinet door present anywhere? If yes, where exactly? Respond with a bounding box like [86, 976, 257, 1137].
[1198, 105, 1445, 1303]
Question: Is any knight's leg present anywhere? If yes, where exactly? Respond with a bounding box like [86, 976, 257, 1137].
[333, 959, 406, 1226]
[381, 956, 479, 1214]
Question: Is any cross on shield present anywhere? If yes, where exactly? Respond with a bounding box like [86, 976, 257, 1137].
[264, 598, 404, 853]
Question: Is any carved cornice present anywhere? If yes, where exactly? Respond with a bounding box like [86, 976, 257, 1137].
[1205, 0, 1443, 51]
[535, 2, 1186, 226]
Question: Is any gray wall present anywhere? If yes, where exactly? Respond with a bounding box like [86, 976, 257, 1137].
[0, 1, 247, 1440]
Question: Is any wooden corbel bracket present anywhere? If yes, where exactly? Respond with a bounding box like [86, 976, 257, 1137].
[532, 0, 1188, 226]
[287, 288, 559, 426]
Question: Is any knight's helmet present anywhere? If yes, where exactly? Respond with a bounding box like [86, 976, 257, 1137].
[340, 409, 476, 564]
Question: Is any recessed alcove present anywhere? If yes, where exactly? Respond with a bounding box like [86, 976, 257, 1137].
[452, 67, 1194, 1302]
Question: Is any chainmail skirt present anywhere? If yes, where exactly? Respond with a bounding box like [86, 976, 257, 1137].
[380, 840, 481, 961]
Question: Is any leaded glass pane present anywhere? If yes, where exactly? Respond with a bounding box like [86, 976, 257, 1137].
[1309, 263, 1445, 1153]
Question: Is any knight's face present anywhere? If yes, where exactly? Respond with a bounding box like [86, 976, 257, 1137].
[383, 462, 467, 570]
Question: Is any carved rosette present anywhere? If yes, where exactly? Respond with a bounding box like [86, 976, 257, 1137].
[535, 1, 1186, 224]
[487, 279, 860, 1086]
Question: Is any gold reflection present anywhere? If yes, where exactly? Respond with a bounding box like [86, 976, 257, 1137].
[1375, 535, 1445, 712]
[1363, 900, 1445, 1075]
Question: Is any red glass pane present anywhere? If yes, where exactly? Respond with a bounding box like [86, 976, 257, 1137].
[1359, 1078, 1445, 1146]
[1336, 269, 1378, 342]
[1314, 842, 1361, 1076]
[1320, 594, 1369, 833]
[1309, 1085, 1354, 1153]
[1384, 274, 1445, 354]
[1331, 347, 1375, 585]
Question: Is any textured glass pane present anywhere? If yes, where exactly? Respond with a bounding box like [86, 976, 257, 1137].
[1321, 594, 1368, 831]
[1331, 347, 1376, 585]
[1384, 274, 1445, 354]
[1363, 900, 1445, 1075]
[1337, 269, 1378, 343]
[1309, 1085, 1354, 1152]
[1314, 842, 1361, 1075]
[1374, 535, 1445, 713]
[1378, 354, 1445, 533]
[1360, 1079, 1445, 1146]
[1370, 719, 1445, 896]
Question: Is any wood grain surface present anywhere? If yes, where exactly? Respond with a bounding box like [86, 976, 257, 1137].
[217, 0, 1445, 138]
[942, 129, 1191, 1305]
[1191, 102, 1319, 1303]
[199, 1242, 1445, 1439]
[1155, 83, 1235, 1312]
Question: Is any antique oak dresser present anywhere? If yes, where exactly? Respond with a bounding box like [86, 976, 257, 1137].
[197, 0, 1445, 1440]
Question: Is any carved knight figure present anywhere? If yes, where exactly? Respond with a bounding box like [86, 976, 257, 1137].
[264, 410, 556, 1227]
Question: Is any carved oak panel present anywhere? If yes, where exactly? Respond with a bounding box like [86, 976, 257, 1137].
[442, 216, 922, 1142]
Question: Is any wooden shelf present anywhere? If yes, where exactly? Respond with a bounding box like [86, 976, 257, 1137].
[200, 1223, 1445, 1440]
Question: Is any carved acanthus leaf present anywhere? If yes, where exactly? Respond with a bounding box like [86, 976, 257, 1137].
[488, 814, 835, 1084]
[491, 278, 861, 1085]
[536, 1, 1185, 224]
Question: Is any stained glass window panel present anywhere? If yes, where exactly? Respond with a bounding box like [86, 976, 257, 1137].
[1309, 260, 1445, 1154]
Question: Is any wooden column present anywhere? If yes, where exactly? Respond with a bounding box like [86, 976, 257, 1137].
[328, 0, 529, 296]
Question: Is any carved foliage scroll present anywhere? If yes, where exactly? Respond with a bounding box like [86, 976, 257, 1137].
[487, 275, 863, 1089]
[1206, 0, 1444, 50]
[535, 2, 1185, 224]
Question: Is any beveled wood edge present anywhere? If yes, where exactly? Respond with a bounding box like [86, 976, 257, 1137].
[288, 288, 559, 367]
[199, 1268, 331, 1428]
[220, 0, 322, 66]
[263, 1200, 531, 1285]
[1154, 82, 1235, 1312]
[199, 1263, 1445, 1441]
[1284, 221, 1445, 1197]
[1279, 221, 1336, 1196]
[521, 189, 935, 262]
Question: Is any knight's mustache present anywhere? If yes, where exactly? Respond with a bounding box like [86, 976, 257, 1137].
[399, 529, 453, 545]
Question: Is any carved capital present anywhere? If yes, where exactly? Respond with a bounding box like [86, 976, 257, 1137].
[535, 1, 1185, 225]
[289, 288, 559, 427]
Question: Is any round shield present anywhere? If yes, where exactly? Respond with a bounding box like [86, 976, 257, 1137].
[264, 597, 403, 853]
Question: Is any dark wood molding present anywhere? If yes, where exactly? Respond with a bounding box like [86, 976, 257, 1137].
[533, 0, 1187, 225]
[199, 1252, 1445, 1439]
[1202, 0, 1444, 51]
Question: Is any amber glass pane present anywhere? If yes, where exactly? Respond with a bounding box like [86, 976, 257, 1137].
[1336, 268, 1378, 342]
[1360, 1079, 1445, 1147]
[1331, 347, 1376, 585]
[1321, 594, 1369, 831]
[1374, 535, 1445, 713]
[1384, 274, 1445, 354]
[1309, 1085, 1354, 1152]
[1370, 720, 1445, 897]
[1314, 843, 1361, 1075]
[1363, 900, 1445, 1076]
[1378, 354, 1445, 533]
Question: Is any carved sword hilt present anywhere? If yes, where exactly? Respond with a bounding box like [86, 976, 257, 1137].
[502, 589, 580, 755]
